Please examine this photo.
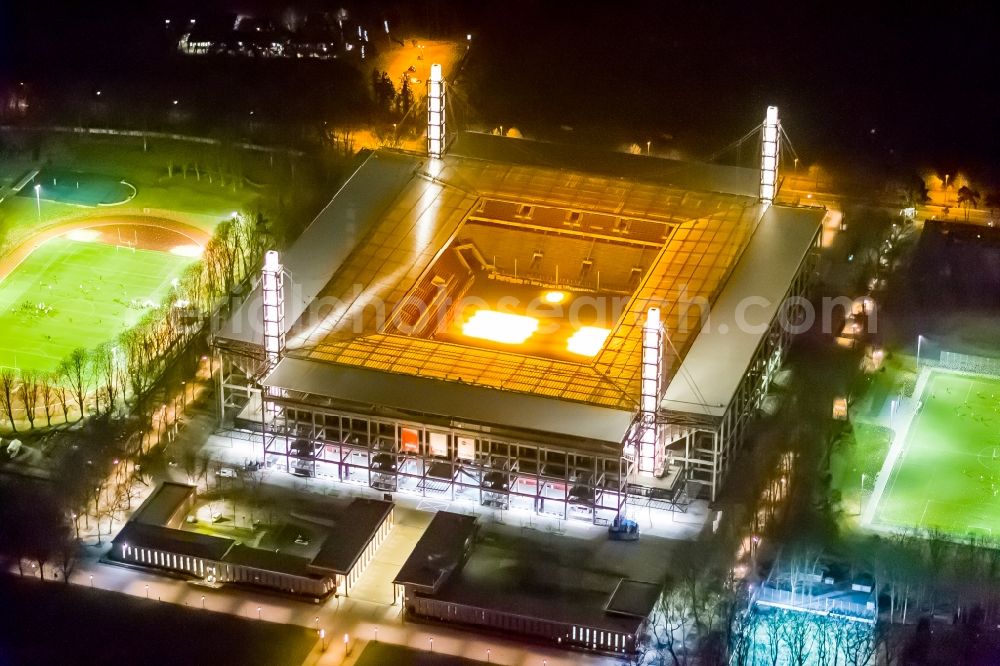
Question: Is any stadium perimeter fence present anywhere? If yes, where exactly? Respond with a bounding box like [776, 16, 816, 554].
[925, 351, 1000, 378]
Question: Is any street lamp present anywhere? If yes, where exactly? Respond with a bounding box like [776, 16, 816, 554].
[429, 637, 433, 652]
[646, 140, 651, 156]
[201, 595, 206, 609]
[486, 648, 491, 663]
[257, 606, 262, 620]
[145, 584, 149, 599]
[917, 334, 924, 366]
[34, 183, 41, 221]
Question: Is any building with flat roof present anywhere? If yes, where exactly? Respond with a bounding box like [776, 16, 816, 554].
[392, 511, 659, 655]
[110, 483, 393, 599]
[214, 115, 823, 515]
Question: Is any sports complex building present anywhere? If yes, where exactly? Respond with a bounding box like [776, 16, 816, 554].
[214, 95, 824, 522]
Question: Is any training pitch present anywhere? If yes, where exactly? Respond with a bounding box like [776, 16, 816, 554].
[873, 369, 1000, 537]
[0, 235, 194, 372]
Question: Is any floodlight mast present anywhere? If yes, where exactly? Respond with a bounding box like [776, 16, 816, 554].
[259, 250, 286, 461]
[638, 307, 664, 475]
[760, 105, 780, 204]
[261, 250, 285, 369]
[427, 63, 446, 158]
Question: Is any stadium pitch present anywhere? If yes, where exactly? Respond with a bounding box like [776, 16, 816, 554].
[872, 369, 1000, 537]
[0, 235, 194, 372]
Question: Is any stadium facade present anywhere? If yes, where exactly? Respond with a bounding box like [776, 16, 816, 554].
[214, 103, 823, 521]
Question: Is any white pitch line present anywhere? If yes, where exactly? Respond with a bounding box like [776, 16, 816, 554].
[861, 367, 932, 527]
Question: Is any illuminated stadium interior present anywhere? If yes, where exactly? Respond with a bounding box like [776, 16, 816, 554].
[384, 212, 659, 361]
[284, 162, 759, 409]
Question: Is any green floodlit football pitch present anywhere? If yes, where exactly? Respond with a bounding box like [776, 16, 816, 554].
[873, 370, 1000, 537]
[0, 238, 193, 373]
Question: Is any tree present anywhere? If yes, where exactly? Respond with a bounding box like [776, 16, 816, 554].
[956, 185, 981, 221]
[18, 368, 39, 430]
[397, 79, 414, 116]
[900, 175, 930, 207]
[0, 367, 18, 432]
[39, 371, 57, 427]
[91, 343, 120, 416]
[60, 347, 90, 419]
[370, 69, 396, 117]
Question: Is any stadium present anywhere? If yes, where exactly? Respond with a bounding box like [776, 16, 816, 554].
[214, 92, 824, 523]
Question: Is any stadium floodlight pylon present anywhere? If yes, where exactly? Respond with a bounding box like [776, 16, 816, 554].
[427, 63, 446, 158]
[261, 250, 285, 370]
[760, 105, 780, 204]
[638, 307, 663, 475]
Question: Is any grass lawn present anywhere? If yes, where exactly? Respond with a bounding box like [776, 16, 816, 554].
[873, 370, 1000, 537]
[0, 237, 193, 372]
[21, 168, 134, 206]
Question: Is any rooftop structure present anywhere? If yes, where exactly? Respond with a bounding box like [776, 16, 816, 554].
[393, 511, 477, 594]
[110, 483, 393, 599]
[394, 512, 661, 655]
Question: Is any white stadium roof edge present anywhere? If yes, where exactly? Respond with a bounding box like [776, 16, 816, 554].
[219, 131, 823, 444]
[660, 205, 822, 419]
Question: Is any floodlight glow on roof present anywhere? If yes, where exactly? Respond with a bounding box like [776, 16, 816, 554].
[567, 326, 611, 356]
[462, 310, 538, 344]
[171, 244, 203, 257]
[543, 290, 566, 304]
[65, 229, 101, 242]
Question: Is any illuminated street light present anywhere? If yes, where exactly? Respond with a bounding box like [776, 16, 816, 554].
[257, 606, 261, 620]
[34, 183, 41, 221]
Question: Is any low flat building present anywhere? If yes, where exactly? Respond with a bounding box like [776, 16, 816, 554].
[393, 511, 659, 655]
[110, 483, 393, 600]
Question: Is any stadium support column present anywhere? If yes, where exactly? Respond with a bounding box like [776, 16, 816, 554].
[639, 307, 663, 475]
[760, 105, 780, 204]
[427, 63, 446, 158]
[260, 250, 285, 453]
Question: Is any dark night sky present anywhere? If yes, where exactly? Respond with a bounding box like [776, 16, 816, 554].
[1, 1, 998, 178]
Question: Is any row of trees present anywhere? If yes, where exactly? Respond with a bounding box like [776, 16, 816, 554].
[0, 210, 269, 434]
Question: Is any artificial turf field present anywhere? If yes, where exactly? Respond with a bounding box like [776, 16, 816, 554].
[873, 369, 1000, 537]
[0, 237, 193, 372]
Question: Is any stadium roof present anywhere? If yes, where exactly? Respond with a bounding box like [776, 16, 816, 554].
[263, 356, 634, 445]
[219, 150, 425, 346]
[449, 132, 761, 198]
[659, 205, 823, 419]
[223, 134, 764, 409]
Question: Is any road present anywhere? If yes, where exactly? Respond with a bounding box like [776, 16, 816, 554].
[57, 536, 616, 666]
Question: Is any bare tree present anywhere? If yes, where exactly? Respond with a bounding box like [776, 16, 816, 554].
[55, 383, 71, 424]
[39, 371, 57, 427]
[60, 347, 90, 419]
[18, 368, 39, 430]
[0, 367, 19, 432]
